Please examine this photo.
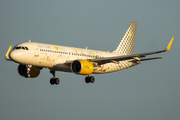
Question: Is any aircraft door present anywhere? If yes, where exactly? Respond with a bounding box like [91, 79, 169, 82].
[33, 44, 39, 56]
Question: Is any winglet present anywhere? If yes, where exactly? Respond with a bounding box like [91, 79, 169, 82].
[165, 37, 174, 51]
[5, 45, 12, 60]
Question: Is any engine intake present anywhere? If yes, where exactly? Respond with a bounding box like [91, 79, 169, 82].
[18, 64, 40, 78]
[71, 60, 94, 75]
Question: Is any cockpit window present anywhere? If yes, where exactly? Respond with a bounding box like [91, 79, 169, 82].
[25, 47, 28, 50]
[16, 47, 21, 49]
[15, 46, 29, 50]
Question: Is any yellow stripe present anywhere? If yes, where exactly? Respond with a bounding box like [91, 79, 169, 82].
[5, 45, 12, 59]
[166, 37, 174, 51]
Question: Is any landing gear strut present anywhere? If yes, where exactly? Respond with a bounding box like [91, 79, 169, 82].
[85, 76, 95, 83]
[50, 70, 60, 85]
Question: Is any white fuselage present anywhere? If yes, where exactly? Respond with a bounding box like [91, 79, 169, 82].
[10, 42, 139, 74]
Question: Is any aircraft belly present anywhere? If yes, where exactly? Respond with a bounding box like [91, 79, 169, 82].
[51, 64, 71, 72]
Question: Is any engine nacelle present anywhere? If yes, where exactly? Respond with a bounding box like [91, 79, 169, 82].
[71, 60, 94, 75]
[18, 64, 41, 78]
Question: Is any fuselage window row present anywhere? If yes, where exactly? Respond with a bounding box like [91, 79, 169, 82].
[39, 49, 103, 58]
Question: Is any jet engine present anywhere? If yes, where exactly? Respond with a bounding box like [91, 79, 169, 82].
[71, 60, 94, 75]
[18, 64, 41, 78]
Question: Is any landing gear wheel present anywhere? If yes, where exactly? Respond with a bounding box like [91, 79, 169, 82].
[85, 77, 90, 83]
[50, 78, 60, 85]
[89, 76, 95, 83]
[55, 78, 60, 85]
[85, 76, 95, 83]
[50, 78, 55, 85]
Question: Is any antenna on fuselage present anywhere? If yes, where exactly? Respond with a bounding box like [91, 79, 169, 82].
[29, 39, 31, 42]
[86, 47, 88, 49]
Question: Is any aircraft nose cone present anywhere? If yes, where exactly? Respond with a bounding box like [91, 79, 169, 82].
[9, 50, 22, 62]
[9, 51, 16, 61]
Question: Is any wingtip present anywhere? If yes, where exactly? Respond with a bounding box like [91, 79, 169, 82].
[5, 45, 12, 60]
[165, 37, 174, 51]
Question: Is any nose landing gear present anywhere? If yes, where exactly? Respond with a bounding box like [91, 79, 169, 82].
[50, 78, 60, 85]
[50, 70, 60, 85]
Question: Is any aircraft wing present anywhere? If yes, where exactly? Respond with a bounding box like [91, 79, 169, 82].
[88, 37, 174, 65]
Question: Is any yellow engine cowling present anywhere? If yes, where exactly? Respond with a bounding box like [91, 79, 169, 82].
[18, 64, 41, 78]
[71, 60, 94, 75]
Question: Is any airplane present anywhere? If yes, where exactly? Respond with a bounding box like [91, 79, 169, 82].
[5, 22, 174, 85]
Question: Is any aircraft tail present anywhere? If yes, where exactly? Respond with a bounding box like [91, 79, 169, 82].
[113, 22, 138, 55]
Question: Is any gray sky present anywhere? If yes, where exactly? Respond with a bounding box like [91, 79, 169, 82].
[0, 0, 180, 120]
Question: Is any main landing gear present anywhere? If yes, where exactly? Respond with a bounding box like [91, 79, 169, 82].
[49, 70, 95, 85]
[50, 70, 59, 85]
[85, 76, 95, 83]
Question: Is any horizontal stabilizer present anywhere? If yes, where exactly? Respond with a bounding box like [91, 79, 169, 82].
[140, 57, 164, 61]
